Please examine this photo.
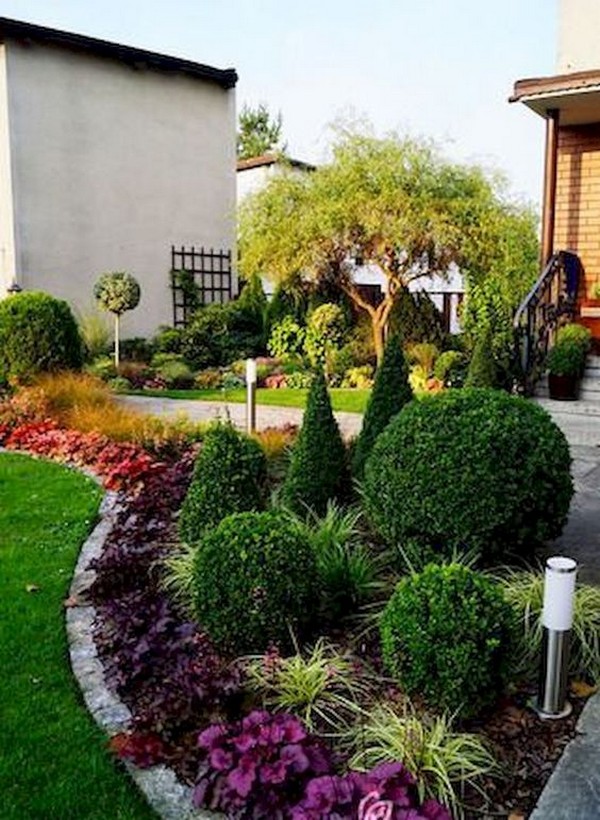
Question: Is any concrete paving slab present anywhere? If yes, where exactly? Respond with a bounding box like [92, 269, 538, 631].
[118, 395, 363, 439]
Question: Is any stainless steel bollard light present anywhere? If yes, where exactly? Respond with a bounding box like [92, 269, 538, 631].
[246, 358, 257, 435]
[535, 556, 577, 719]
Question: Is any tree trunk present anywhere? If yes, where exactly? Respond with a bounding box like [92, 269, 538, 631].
[372, 317, 385, 365]
[341, 281, 395, 366]
[114, 314, 120, 369]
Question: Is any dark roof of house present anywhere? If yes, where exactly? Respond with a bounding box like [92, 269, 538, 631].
[0, 16, 237, 89]
[237, 153, 316, 172]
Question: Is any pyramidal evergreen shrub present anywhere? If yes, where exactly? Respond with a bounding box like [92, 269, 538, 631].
[352, 335, 412, 480]
[282, 370, 349, 515]
[465, 330, 497, 388]
[178, 423, 267, 544]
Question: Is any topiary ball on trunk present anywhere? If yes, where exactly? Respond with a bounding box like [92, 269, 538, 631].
[281, 370, 350, 515]
[94, 271, 141, 315]
[192, 510, 319, 653]
[363, 388, 573, 565]
[0, 290, 82, 383]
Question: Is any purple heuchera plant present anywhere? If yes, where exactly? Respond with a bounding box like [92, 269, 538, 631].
[194, 710, 333, 818]
[291, 762, 451, 820]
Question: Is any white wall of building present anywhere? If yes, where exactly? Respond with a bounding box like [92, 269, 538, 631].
[0, 45, 16, 295]
[3, 39, 236, 336]
[558, 0, 600, 73]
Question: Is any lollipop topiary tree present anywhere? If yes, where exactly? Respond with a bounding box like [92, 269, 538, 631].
[93, 271, 141, 367]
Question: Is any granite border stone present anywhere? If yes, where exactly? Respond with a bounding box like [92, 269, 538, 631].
[64, 476, 219, 818]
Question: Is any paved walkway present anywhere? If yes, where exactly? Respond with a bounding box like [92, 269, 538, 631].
[532, 402, 600, 819]
[119, 395, 363, 439]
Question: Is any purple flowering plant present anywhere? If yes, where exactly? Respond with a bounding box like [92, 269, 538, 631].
[290, 762, 451, 820]
[193, 710, 333, 818]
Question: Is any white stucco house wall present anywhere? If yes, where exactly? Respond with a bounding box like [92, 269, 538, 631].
[0, 17, 237, 337]
[237, 153, 316, 201]
[237, 153, 464, 334]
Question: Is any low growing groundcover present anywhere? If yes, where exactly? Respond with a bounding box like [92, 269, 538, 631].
[0, 453, 155, 820]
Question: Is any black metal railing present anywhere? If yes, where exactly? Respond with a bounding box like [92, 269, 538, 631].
[513, 250, 581, 395]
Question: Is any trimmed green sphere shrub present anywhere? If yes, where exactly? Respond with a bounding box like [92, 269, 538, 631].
[179, 424, 267, 543]
[282, 370, 350, 515]
[352, 335, 412, 480]
[192, 511, 319, 652]
[363, 388, 573, 563]
[380, 563, 515, 715]
[0, 291, 82, 382]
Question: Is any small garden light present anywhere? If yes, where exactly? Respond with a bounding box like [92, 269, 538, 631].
[535, 555, 577, 719]
[7, 279, 22, 295]
[246, 358, 257, 434]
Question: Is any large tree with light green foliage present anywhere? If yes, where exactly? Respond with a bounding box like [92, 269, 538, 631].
[239, 128, 539, 363]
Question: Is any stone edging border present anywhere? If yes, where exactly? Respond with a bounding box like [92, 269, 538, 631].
[64, 476, 218, 819]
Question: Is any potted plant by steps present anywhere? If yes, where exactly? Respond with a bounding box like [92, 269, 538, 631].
[547, 339, 585, 400]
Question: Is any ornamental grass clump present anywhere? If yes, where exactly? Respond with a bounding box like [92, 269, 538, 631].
[191, 511, 319, 653]
[282, 370, 350, 515]
[289, 502, 381, 622]
[178, 423, 266, 543]
[363, 388, 573, 564]
[380, 564, 515, 716]
[244, 638, 369, 734]
[349, 703, 497, 817]
[0, 290, 82, 383]
[499, 568, 600, 682]
[352, 335, 412, 480]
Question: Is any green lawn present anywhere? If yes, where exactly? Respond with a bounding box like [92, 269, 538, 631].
[131, 387, 371, 414]
[0, 453, 155, 820]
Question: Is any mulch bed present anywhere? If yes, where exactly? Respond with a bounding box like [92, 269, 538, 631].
[463, 688, 585, 818]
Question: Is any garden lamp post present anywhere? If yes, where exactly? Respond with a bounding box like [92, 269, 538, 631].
[535, 555, 577, 719]
[246, 358, 257, 434]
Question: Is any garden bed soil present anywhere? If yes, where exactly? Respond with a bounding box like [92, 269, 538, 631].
[463, 689, 585, 818]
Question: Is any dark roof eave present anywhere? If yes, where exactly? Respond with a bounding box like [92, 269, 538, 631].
[237, 153, 316, 171]
[0, 16, 237, 89]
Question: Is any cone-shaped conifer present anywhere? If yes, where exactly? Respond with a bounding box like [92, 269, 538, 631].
[282, 370, 350, 514]
[352, 335, 412, 480]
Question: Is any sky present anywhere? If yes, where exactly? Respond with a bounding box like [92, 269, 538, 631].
[0, 0, 558, 207]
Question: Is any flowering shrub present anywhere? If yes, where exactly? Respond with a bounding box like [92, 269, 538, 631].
[292, 763, 451, 820]
[194, 711, 333, 816]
